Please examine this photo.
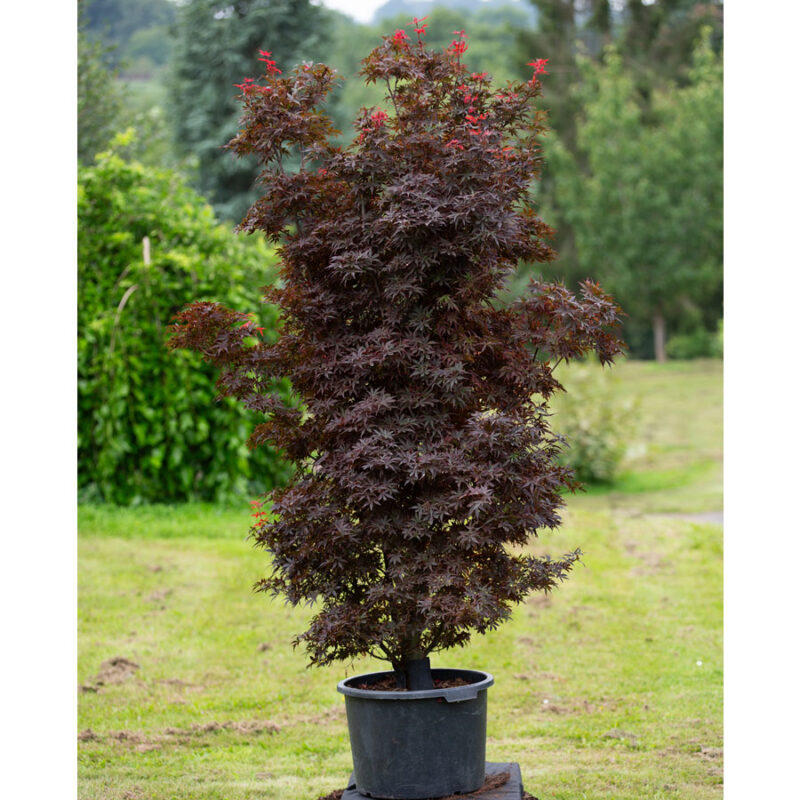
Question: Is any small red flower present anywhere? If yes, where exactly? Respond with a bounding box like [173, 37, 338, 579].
[392, 29, 410, 45]
[257, 49, 282, 74]
[447, 29, 468, 57]
[413, 15, 428, 36]
[445, 138, 464, 150]
[234, 77, 257, 92]
[370, 109, 389, 126]
[527, 58, 549, 76]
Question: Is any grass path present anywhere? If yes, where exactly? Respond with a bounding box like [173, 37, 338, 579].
[78, 360, 722, 799]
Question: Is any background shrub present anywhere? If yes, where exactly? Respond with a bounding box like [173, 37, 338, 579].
[551, 360, 638, 484]
[665, 320, 723, 360]
[78, 135, 292, 504]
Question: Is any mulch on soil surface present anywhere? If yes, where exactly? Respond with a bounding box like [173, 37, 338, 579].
[355, 677, 472, 691]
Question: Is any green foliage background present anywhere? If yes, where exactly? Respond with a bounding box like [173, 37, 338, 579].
[78, 137, 292, 504]
[546, 36, 723, 359]
[78, 27, 125, 165]
[76, 0, 724, 503]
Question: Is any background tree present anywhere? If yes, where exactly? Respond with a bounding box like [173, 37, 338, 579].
[510, 1, 616, 303]
[79, 2, 180, 169]
[548, 33, 722, 361]
[167, 0, 334, 221]
[79, 135, 292, 503]
[621, 0, 723, 87]
[80, 0, 177, 72]
[514, 1, 722, 357]
[78, 24, 126, 164]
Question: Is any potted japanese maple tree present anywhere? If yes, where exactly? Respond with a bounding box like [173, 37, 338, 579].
[169, 24, 623, 800]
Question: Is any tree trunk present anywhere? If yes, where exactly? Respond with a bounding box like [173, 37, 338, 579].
[653, 311, 667, 363]
[393, 630, 434, 690]
[394, 656, 434, 690]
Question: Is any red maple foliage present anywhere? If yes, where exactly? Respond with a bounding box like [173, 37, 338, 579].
[169, 30, 623, 687]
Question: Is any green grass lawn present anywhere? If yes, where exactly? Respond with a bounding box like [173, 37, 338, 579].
[78, 359, 722, 800]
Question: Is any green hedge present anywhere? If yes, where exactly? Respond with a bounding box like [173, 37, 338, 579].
[78, 135, 292, 504]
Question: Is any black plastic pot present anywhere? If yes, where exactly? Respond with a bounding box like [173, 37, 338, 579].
[337, 668, 494, 799]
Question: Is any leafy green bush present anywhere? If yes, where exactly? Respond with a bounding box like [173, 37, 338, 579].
[551, 360, 637, 484]
[79, 135, 292, 504]
[666, 323, 722, 360]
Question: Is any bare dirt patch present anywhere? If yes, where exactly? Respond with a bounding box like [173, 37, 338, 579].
[698, 745, 723, 760]
[97, 656, 140, 683]
[630, 551, 673, 577]
[79, 719, 281, 749]
[515, 671, 567, 683]
[167, 720, 281, 736]
[81, 656, 140, 691]
[290, 705, 346, 727]
[602, 728, 639, 744]
[156, 678, 203, 692]
[535, 696, 614, 716]
[147, 588, 172, 603]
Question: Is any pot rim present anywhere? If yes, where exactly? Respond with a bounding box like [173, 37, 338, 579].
[337, 667, 493, 703]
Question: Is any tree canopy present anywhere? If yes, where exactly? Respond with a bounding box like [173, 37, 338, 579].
[170, 32, 622, 684]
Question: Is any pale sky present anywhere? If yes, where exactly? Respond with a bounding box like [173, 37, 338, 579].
[318, 0, 388, 24]
[318, 0, 530, 25]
